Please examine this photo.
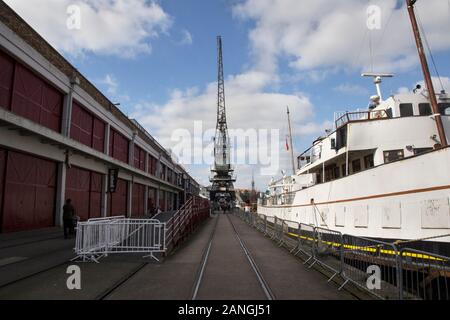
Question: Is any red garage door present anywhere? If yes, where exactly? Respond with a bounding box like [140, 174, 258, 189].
[159, 190, 166, 211]
[0, 50, 14, 110]
[133, 145, 146, 171]
[0, 148, 6, 226]
[65, 167, 103, 221]
[11, 63, 63, 132]
[70, 101, 105, 153]
[109, 178, 127, 216]
[89, 172, 102, 219]
[148, 187, 156, 214]
[65, 167, 90, 221]
[1, 151, 56, 233]
[132, 183, 145, 217]
[109, 129, 129, 164]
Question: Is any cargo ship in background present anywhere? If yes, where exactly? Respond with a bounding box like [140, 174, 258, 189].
[258, 0, 450, 254]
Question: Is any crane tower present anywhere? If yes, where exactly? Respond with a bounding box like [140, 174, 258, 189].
[209, 36, 235, 211]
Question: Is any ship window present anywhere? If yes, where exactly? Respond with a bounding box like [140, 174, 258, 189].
[385, 108, 393, 118]
[419, 103, 432, 116]
[439, 103, 450, 115]
[399, 103, 414, 117]
[352, 159, 361, 173]
[334, 166, 340, 179]
[341, 164, 347, 177]
[413, 147, 433, 155]
[364, 154, 374, 168]
[383, 149, 404, 163]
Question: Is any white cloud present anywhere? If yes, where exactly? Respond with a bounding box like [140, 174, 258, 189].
[4, 0, 172, 57]
[333, 83, 369, 96]
[131, 70, 318, 188]
[96, 74, 130, 103]
[178, 29, 193, 46]
[297, 120, 334, 136]
[233, 0, 450, 75]
[397, 76, 450, 94]
[97, 74, 118, 95]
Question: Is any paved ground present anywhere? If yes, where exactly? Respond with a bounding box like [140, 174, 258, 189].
[0, 214, 355, 300]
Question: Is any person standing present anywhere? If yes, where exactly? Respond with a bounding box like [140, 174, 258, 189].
[63, 199, 75, 239]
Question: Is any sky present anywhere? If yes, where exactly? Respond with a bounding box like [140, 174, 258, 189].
[4, 0, 450, 190]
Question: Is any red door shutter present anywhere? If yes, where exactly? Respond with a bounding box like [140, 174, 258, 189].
[70, 101, 93, 148]
[89, 172, 103, 219]
[41, 83, 63, 132]
[65, 166, 90, 221]
[0, 51, 14, 111]
[134, 145, 146, 171]
[132, 183, 145, 217]
[11, 64, 43, 125]
[92, 118, 105, 153]
[11, 64, 62, 132]
[110, 130, 129, 164]
[147, 187, 156, 214]
[159, 190, 165, 211]
[0, 148, 6, 229]
[110, 178, 127, 216]
[2, 151, 56, 232]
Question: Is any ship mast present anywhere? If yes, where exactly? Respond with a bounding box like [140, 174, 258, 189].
[286, 106, 296, 175]
[406, 0, 447, 147]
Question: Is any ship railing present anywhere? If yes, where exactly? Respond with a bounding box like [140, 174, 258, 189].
[234, 210, 450, 300]
[334, 109, 391, 129]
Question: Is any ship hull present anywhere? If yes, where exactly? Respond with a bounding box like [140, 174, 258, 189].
[260, 147, 450, 251]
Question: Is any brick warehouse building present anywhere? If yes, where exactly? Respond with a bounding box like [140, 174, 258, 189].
[0, 2, 200, 233]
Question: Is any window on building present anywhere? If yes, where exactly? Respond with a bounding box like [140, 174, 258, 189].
[439, 103, 450, 116]
[352, 159, 361, 173]
[383, 150, 404, 163]
[413, 147, 433, 155]
[399, 103, 414, 117]
[364, 154, 374, 169]
[418, 103, 432, 116]
[341, 164, 347, 177]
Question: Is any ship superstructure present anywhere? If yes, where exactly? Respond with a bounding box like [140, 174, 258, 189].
[259, 0, 450, 253]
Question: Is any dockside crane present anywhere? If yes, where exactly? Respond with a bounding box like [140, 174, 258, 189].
[209, 36, 236, 212]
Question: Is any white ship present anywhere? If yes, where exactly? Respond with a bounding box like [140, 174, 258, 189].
[259, 2, 450, 254]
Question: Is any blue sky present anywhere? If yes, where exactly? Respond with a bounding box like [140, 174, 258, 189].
[5, 0, 450, 189]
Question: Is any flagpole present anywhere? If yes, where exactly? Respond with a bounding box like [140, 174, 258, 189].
[287, 106, 296, 175]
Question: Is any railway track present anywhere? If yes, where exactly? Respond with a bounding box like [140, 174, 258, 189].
[95, 262, 149, 300]
[191, 213, 276, 300]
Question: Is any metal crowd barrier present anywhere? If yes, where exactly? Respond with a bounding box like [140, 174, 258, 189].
[234, 210, 450, 300]
[399, 248, 450, 300]
[340, 235, 400, 299]
[74, 218, 166, 262]
[313, 227, 343, 282]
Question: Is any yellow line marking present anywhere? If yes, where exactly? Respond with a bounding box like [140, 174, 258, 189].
[284, 232, 446, 262]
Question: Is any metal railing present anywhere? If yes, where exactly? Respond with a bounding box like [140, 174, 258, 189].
[74, 196, 210, 262]
[341, 234, 400, 299]
[399, 248, 450, 300]
[74, 217, 166, 262]
[334, 109, 391, 129]
[165, 196, 211, 252]
[235, 210, 450, 300]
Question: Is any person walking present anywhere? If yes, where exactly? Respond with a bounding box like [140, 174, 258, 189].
[63, 199, 75, 239]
